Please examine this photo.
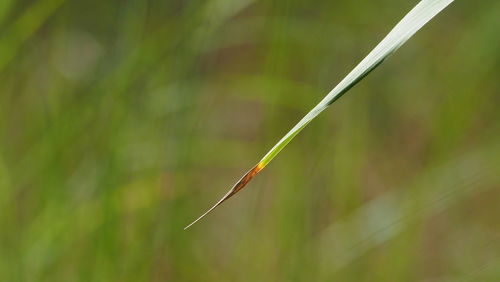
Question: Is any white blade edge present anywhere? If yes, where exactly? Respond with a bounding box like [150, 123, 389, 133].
[258, 0, 454, 168]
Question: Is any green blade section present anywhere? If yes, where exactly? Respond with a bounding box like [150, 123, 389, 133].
[258, 0, 454, 168]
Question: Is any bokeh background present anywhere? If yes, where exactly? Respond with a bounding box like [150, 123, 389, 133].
[1, 0, 499, 281]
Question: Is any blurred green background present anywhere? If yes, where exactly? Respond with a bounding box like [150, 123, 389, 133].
[1, 0, 499, 281]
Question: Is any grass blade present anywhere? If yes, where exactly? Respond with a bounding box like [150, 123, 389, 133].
[185, 0, 455, 229]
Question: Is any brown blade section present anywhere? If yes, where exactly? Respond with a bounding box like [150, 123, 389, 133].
[184, 164, 262, 230]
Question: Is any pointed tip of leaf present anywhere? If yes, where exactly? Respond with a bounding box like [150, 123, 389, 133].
[183, 164, 262, 230]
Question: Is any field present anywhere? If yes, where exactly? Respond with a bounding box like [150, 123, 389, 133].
[0, 0, 499, 281]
